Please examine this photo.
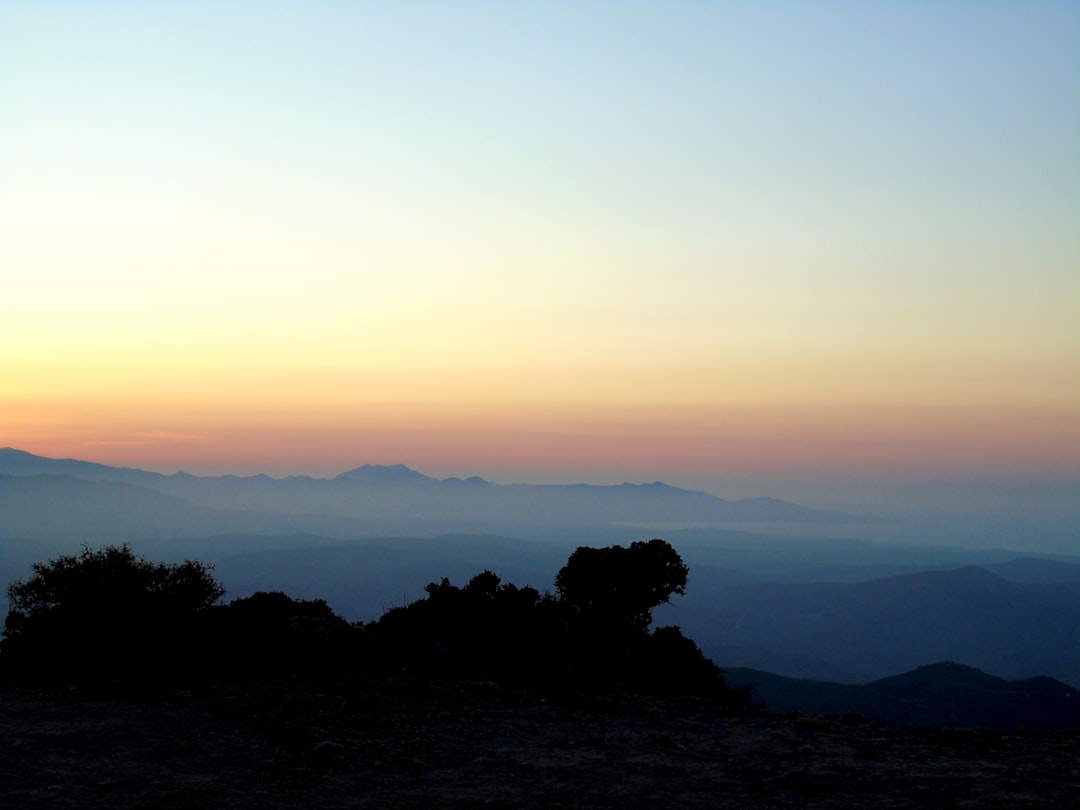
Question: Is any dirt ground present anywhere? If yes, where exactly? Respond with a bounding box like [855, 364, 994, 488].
[2, 680, 1078, 809]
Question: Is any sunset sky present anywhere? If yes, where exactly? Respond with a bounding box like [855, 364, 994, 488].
[2, 3, 1078, 498]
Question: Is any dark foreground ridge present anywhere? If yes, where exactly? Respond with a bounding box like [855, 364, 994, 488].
[2, 679, 1078, 809]
[3, 542, 1079, 807]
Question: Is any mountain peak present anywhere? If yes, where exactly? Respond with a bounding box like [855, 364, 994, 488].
[333, 464, 435, 485]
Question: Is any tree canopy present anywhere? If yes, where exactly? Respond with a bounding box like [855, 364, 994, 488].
[0, 539, 740, 700]
[2, 544, 224, 681]
[555, 538, 689, 631]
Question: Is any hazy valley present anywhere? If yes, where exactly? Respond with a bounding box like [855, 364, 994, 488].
[2, 447, 1078, 730]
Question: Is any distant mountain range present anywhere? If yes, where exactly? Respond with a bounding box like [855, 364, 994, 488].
[726, 662, 1080, 731]
[0, 448, 878, 539]
[4, 447, 1079, 718]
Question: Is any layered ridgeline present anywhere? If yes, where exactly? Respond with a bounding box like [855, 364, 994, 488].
[0, 448, 874, 539]
[2, 448, 1079, 725]
[675, 563, 1080, 687]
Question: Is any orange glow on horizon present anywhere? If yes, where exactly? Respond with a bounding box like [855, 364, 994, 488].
[3, 5, 1077, 487]
[7, 394, 1077, 481]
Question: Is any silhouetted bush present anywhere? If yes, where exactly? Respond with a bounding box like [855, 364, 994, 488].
[1, 544, 224, 684]
[372, 571, 572, 684]
[642, 626, 747, 700]
[200, 591, 363, 682]
[369, 541, 743, 699]
[1, 538, 743, 702]
[555, 539, 688, 632]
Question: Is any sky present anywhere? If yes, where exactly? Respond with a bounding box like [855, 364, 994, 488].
[2, 2, 1078, 509]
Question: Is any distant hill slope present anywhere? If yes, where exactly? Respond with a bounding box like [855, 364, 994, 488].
[726, 662, 1080, 730]
[0, 448, 162, 483]
[0, 448, 878, 528]
[982, 557, 1080, 583]
[682, 566, 1080, 687]
[0, 474, 388, 554]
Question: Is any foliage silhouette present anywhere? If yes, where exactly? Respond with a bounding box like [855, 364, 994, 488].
[372, 570, 572, 684]
[0, 539, 743, 702]
[200, 591, 361, 682]
[2, 544, 224, 683]
[372, 544, 737, 699]
[555, 538, 689, 632]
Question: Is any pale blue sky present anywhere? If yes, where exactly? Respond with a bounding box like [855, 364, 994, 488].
[5, 2, 1076, 261]
[2, 3, 1078, 503]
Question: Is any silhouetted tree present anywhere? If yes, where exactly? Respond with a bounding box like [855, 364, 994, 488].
[1, 539, 742, 700]
[642, 625, 743, 698]
[201, 591, 360, 682]
[2, 544, 224, 683]
[555, 538, 688, 632]
[371, 570, 573, 684]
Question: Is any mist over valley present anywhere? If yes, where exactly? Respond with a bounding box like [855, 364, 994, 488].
[3, 447, 1078, 722]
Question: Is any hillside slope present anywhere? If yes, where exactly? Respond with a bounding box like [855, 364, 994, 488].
[726, 662, 1080, 730]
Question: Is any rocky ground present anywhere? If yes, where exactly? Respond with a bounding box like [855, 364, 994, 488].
[1, 679, 1078, 809]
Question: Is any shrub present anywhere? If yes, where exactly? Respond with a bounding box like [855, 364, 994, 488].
[372, 571, 567, 682]
[201, 591, 361, 681]
[555, 538, 689, 632]
[2, 544, 224, 683]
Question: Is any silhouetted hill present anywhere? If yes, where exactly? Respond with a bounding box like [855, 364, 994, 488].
[334, 463, 439, 485]
[681, 566, 1080, 686]
[726, 662, 1080, 730]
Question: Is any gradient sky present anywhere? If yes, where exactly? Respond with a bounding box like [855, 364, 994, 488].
[2, 2, 1078, 493]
